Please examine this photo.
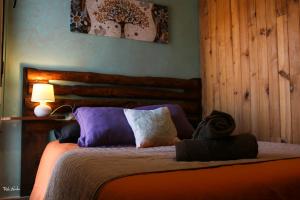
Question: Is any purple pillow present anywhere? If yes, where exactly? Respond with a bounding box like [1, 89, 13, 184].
[136, 104, 194, 139]
[74, 107, 135, 147]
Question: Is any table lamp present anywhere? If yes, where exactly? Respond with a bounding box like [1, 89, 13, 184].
[31, 83, 55, 117]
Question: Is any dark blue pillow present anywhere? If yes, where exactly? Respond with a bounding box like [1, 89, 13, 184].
[51, 122, 81, 143]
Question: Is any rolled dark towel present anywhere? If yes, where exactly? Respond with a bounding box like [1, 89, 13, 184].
[193, 110, 236, 140]
[176, 134, 258, 162]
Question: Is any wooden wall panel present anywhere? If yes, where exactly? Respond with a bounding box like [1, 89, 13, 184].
[256, 0, 271, 141]
[217, 0, 228, 112]
[200, 0, 300, 143]
[231, 0, 242, 133]
[288, 0, 300, 144]
[276, 0, 291, 143]
[239, 0, 251, 134]
[248, 0, 260, 137]
[266, 0, 281, 142]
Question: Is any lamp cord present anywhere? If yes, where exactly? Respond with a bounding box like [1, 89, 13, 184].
[50, 104, 74, 116]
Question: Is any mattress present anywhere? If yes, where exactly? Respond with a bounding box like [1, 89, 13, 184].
[30, 141, 300, 200]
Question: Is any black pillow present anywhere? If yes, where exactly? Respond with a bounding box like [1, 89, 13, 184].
[51, 122, 80, 143]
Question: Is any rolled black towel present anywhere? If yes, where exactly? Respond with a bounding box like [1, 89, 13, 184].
[176, 134, 258, 162]
[193, 110, 236, 140]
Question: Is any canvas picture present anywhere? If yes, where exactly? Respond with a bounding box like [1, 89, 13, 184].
[71, 0, 169, 43]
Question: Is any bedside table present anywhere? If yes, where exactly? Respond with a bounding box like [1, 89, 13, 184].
[3, 115, 73, 196]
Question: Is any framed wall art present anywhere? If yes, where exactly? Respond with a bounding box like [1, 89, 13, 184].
[71, 0, 169, 43]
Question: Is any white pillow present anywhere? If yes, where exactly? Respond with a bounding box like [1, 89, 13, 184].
[124, 107, 179, 148]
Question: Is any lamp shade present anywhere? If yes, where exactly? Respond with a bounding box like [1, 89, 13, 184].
[31, 84, 55, 103]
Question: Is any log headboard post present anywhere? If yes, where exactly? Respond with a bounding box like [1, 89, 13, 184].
[21, 67, 202, 196]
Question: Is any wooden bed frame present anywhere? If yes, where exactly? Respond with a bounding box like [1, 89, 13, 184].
[21, 67, 202, 196]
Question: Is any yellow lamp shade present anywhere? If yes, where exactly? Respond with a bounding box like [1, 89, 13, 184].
[31, 84, 55, 103]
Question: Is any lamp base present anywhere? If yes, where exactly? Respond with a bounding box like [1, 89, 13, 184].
[34, 104, 52, 117]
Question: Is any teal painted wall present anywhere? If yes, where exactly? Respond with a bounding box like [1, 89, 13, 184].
[0, 0, 199, 197]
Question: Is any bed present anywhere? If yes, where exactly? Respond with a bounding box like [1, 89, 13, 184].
[31, 141, 300, 200]
[21, 67, 202, 196]
[21, 67, 300, 200]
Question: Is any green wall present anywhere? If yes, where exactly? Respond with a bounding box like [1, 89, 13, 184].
[0, 0, 199, 197]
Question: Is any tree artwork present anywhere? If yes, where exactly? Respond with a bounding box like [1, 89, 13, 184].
[71, 0, 169, 43]
[93, 0, 150, 38]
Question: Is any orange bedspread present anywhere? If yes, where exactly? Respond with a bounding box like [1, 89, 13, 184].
[30, 141, 78, 200]
[31, 141, 300, 200]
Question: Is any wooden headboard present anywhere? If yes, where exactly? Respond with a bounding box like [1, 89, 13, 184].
[21, 67, 202, 196]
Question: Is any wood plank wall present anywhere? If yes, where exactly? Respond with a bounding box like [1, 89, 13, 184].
[200, 0, 300, 143]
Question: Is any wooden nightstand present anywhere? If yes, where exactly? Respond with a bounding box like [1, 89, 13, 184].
[1, 115, 69, 197]
[3, 115, 72, 196]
